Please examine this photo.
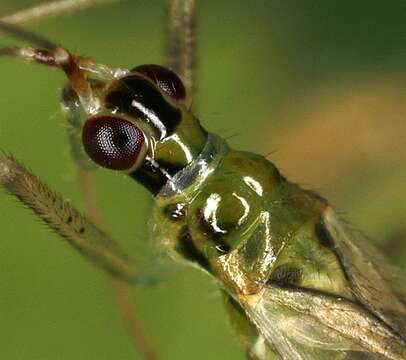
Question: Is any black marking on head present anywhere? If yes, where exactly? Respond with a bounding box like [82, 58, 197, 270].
[129, 157, 188, 195]
[105, 75, 182, 137]
[177, 226, 211, 271]
[156, 159, 184, 177]
[267, 264, 302, 287]
[79, 227, 85, 234]
[129, 160, 168, 195]
[164, 203, 186, 221]
[67, 216, 73, 224]
[315, 218, 336, 249]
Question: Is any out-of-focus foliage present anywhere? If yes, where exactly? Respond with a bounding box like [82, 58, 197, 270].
[0, 1, 404, 359]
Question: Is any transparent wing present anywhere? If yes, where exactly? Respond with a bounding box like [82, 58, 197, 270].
[240, 284, 405, 360]
[235, 206, 406, 359]
[322, 208, 406, 335]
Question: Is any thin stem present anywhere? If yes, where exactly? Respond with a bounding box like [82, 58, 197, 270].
[166, 0, 197, 110]
[0, 0, 119, 25]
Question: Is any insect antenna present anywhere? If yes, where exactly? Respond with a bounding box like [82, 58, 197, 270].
[0, 0, 119, 26]
[0, 20, 58, 49]
[0, 21, 101, 114]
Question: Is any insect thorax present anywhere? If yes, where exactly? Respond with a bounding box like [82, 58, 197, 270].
[151, 133, 351, 301]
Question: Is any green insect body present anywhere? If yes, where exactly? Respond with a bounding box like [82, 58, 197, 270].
[0, 4, 405, 359]
[152, 135, 337, 294]
[151, 128, 406, 359]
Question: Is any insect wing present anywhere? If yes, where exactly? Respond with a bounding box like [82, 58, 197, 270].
[241, 284, 404, 359]
[237, 207, 406, 359]
[322, 208, 406, 335]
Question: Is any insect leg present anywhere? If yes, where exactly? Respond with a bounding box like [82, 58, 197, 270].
[0, 154, 137, 281]
[0, 157, 160, 360]
[0, 0, 118, 25]
[0, 21, 157, 357]
[166, 0, 197, 108]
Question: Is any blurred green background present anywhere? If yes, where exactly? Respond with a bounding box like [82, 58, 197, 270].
[0, 1, 405, 359]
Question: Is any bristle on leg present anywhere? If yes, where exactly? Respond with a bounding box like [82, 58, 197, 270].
[0, 154, 137, 282]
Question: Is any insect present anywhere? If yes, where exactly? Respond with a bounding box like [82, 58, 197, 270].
[0, 0, 406, 360]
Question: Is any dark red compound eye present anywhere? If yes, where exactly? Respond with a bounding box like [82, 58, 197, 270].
[82, 115, 146, 171]
[132, 64, 186, 101]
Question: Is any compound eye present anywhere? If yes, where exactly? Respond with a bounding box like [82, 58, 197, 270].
[82, 115, 146, 171]
[132, 64, 186, 101]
